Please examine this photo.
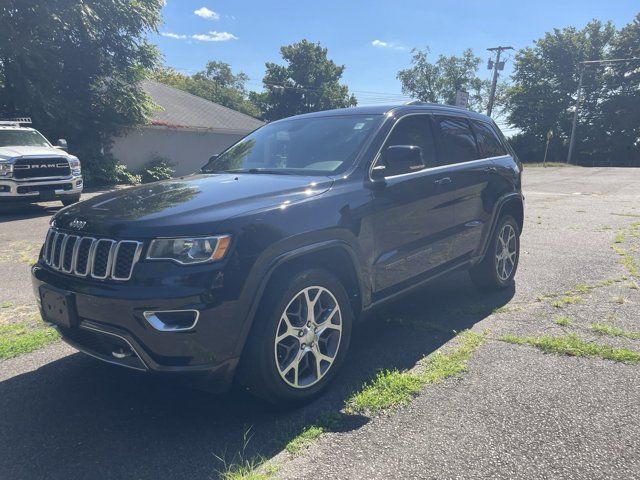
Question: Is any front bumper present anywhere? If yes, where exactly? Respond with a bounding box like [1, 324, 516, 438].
[0, 176, 83, 202]
[31, 262, 245, 392]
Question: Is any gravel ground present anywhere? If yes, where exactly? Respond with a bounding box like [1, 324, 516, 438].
[0, 166, 639, 480]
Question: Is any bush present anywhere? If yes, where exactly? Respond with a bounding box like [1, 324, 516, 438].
[82, 153, 141, 186]
[138, 155, 175, 183]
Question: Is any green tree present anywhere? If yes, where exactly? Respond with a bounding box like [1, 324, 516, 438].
[151, 61, 261, 118]
[255, 40, 357, 121]
[597, 14, 640, 166]
[0, 0, 163, 181]
[506, 19, 617, 163]
[397, 47, 490, 112]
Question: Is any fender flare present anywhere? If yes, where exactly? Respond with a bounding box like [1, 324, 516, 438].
[231, 239, 367, 359]
[478, 192, 524, 259]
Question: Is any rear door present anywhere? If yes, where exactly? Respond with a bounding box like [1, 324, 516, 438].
[432, 115, 495, 260]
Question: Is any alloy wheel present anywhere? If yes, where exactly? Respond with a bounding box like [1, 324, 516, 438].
[495, 223, 517, 282]
[273, 286, 343, 389]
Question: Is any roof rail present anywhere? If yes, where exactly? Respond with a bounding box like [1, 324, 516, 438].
[0, 117, 32, 126]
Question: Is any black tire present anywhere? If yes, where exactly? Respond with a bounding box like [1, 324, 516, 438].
[469, 214, 520, 290]
[237, 268, 353, 405]
[61, 194, 81, 207]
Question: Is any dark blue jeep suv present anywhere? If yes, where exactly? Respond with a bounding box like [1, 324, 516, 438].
[32, 103, 523, 403]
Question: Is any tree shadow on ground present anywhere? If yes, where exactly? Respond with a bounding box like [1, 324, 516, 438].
[0, 202, 62, 222]
[0, 271, 514, 480]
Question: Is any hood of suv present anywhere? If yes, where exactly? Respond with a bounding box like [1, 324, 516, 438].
[53, 173, 333, 237]
[0, 146, 71, 161]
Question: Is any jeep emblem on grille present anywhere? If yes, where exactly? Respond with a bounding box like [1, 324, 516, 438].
[69, 219, 87, 230]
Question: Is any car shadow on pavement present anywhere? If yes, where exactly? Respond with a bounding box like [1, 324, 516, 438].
[0, 271, 514, 480]
[0, 203, 62, 222]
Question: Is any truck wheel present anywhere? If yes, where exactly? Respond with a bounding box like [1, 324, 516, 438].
[469, 214, 520, 290]
[61, 194, 81, 207]
[237, 268, 352, 404]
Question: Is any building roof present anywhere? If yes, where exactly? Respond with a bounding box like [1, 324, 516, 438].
[142, 80, 264, 134]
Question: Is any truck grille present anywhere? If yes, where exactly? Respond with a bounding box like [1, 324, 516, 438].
[13, 157, 70, 179]
[42, 229, 143, 281]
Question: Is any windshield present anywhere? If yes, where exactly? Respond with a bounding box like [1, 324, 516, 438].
[0, 129, 51, 148]
[202, 114, 383, 175]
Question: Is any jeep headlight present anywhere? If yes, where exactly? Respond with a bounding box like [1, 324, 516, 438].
[0, 161, 12, 177]
[68, 157, 81, 176]
[146, 235, 232, 264]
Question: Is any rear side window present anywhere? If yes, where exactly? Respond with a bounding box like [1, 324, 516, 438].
[385, 115, 437, 168]
[434, 116, 480, 165]
[472, 120, 507, 158]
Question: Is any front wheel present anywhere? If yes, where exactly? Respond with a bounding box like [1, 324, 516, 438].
[469, 214, 520, 290]
[237, 268, 352, 404]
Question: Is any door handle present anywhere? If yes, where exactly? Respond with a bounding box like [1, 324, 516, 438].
[484, 166, 497, 173]
[434, 177, 452, 185]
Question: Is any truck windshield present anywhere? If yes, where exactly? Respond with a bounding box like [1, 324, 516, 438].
[0, 129, 51, 148]
[202, 114, 383, 175]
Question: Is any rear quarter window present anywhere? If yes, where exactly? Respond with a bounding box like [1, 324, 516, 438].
[472, 120, 507, 158]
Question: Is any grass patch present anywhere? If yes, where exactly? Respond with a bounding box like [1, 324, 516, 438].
[1, 301, 13, 308]
[611, 295, 628, 304]
[590, 323, 640, 340]
[629, 281, 639, 290]
[346, 331, 484, 415]
[614, 232, 625, 244]
[554, 316, 571, 326]
[524, 162, 569, 168]
[501, 333, 640, 363]
[492, 305, 523, 314]
[285, 425, 324, 455]
[551, 295, 582, 308]
[218, 457, 270, 480]
[0, 323, 58, 359]
[0, 241, 41, 266]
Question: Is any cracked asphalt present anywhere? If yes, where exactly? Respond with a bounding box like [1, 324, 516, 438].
[1, 166, 639, 479]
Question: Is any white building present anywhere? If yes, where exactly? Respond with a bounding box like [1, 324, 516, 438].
[111, 80, 264, 176]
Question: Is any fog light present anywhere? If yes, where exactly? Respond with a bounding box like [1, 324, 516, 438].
[143, 310, 199, 331]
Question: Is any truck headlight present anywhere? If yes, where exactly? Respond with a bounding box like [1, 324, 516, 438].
[68, 157, 81, 176]
[0, 162, 12, 177]
[146, 235, 232, 264]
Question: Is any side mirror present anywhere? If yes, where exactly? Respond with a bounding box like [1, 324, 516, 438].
[56, 139, 68, 151]
[381, 145, 424, 177]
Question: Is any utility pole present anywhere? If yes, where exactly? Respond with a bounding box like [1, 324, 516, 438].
[486, 46, 513, 117]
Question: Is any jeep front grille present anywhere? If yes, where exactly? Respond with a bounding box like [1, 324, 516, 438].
[42, 229, 142, 281]
[13, 157, 71, 179]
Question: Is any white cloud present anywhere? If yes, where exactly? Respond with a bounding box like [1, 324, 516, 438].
[161, 32, 187, 39]
[371, 39, 405, 50]
[194, 7, 220, 20]
[160, 31, 238, 42]
[192, 31, 238, 42]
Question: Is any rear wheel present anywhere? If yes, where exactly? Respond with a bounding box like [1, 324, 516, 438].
[469, 214, 520, 290]
[237, 268, 352, 404]
[61, 194, 81, 207]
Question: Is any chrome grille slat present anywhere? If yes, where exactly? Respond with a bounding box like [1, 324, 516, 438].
[41, 228, 142, 282]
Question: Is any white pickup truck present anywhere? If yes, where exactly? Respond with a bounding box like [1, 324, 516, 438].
[0, 118, 83, 206]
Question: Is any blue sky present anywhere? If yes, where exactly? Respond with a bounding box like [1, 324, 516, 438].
[153, 0, 638, 105]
